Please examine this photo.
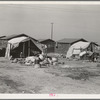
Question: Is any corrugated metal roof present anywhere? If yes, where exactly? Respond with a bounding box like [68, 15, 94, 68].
[57, 38, 86, 43]
[38, 39, 55, 42]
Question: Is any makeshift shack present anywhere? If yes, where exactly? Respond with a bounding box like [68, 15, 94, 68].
[0, 34, 38, 57]
[38, 39, 56, 53]
[55, 38, 87, 55]
[5, 36, 43, 59]
[66, 41, 100, 60]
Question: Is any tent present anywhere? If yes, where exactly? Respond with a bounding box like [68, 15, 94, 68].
[66, 41, 90, 58]
[5, 36, 43, 59]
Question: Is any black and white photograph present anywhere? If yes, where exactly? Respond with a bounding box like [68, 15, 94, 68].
[0, 1, 100, 98]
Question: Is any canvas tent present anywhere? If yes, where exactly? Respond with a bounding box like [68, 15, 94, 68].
[5, 36, 43, 59]
[66, 41, 91, 58]
[0, 34, 39, 57]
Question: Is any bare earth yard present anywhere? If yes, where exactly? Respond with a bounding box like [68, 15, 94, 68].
[0, 57, 100, 94]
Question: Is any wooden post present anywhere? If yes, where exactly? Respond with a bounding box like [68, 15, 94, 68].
[28, 40, 30, 56]
[23, 42, 25, 58]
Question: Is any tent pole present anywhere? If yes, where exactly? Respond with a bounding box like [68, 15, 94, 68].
[23, 43, 25, 58]
[28, 40, 30, 56]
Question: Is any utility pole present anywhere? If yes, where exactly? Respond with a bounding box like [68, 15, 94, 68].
[51, 23, 54, 40]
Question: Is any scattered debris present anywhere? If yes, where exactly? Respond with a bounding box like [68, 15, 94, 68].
[10, 53, 60, 68]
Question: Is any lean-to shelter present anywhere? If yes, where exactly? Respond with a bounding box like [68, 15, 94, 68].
[5, 36, 43, 59]
[0, 34, 38, 57]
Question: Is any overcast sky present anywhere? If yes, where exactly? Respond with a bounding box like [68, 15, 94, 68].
[0, 4, 100, 43]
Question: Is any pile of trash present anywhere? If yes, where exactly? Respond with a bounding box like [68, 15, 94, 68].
[11, 54, 58, 68]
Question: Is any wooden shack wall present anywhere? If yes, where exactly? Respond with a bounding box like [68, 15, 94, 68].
[0, 39, 8, 57]
[41, 40, 55, 53]
[55, 43, 71, 55]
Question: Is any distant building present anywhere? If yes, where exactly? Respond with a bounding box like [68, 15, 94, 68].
[38, 39, 56, 53]
[55, 38, 87, 55]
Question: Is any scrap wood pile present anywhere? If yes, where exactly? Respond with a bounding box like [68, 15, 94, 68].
[10, 54, 59, 68]
[67, 51, 100, 62]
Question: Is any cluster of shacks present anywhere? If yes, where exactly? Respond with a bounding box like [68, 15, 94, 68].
[0, 33, 100, 61]
[55, 38, 100, 61]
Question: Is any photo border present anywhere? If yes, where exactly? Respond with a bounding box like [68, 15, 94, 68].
[0, 1, 99, 99]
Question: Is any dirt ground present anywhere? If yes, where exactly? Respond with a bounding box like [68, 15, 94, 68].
[0, 57, 100, 94]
